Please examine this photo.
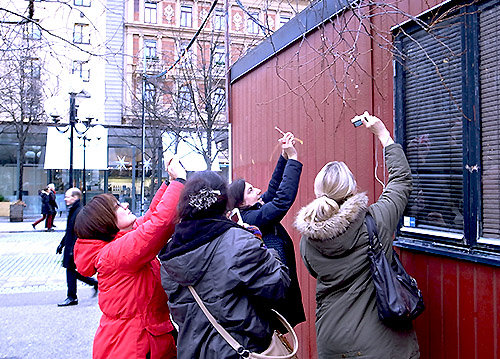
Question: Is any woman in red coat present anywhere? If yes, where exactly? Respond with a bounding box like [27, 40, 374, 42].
[73, 158, 186, 359]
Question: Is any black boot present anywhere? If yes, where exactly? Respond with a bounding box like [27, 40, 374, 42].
[57, 297, 78, 307]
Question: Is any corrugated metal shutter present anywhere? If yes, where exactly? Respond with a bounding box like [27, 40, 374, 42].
[402, 19, 464, 234]
[479, 4, 500, 240]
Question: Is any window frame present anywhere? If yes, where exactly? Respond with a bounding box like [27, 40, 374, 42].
[73, 23, 90, 44]
[24, 21, 41, 40]
[213, 9, 226, 31]
[212, 87, 225, 112]
[144, 81, 156, 103]
[144, 39, 157, 60]
[178, 85, 192, 111]
[180, 5, 193, 28]
[213, 46, 225, 66]
[74, 0, 91, 7]
[179, 41, 193, 67]
[247, 11, 260, 34]
[72, 60, 90, 82]
[24, 57, 41, 79]
[393, 0, 500, 266]
[279, 15, 290, 28]
[144, 0, 157, 24]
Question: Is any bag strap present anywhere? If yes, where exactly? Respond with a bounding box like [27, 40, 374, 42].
[365, 212, 382, 252]
[188, 286, 243, 354]
[188, 285, 298, 359]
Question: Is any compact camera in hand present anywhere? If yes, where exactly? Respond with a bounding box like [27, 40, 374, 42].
[351, 114, 365, 128]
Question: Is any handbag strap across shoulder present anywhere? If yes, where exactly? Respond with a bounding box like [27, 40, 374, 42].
[188, 286, 243, 353]
[187, 285, 298, 359]
[365, 213, 383, 252]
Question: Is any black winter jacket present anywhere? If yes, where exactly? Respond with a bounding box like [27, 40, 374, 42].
[59, 199, 82, 269]
[240, 155, 306, 328]
[161, 221, 290, 359]
[48, 191, 58, 214]
[39, 191, 51, 215]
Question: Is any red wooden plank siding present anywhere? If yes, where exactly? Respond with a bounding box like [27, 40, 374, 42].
[230, 1, 500, 358]
[397, 249, 500, 359]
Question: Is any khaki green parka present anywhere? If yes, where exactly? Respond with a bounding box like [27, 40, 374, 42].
[295, 143, 420, 359]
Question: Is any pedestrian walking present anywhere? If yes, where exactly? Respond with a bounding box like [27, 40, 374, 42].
[227, 131, 306, 328]
[56, 188, 98, 307]
[73, 157, 185, 359]
[32, 186, 51, 230]
[160, 170, 291, 359]
[47, 183, 58, 231]
[294, 112, 420, 358]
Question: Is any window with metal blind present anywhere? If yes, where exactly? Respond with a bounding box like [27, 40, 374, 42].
[479, 4, 500, 243]
[399, 18, 464, 239]
[394, 0, 500, 255]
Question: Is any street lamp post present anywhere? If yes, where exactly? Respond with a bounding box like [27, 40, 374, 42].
[75, 119, 105, 205]
[44, 74, 104, 199]
[68, 92, 77, 187]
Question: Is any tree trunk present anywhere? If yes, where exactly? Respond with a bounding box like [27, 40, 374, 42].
[16, 142, 25, 201]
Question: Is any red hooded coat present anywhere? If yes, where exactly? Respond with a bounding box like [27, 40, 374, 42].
[74, 180, 183, 359]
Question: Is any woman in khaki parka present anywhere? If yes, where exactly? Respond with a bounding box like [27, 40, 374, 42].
[294, 113, 420, 359]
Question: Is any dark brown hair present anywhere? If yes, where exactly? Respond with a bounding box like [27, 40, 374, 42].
[178, 171, 228, 220]
[227, 179, 246, 210]
[74, 193, 120, 241]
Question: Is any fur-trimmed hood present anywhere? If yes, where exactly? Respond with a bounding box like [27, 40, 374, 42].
[294, 193, 368, 254]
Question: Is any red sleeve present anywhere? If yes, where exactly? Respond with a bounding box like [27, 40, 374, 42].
[102, 180, 184, 272]
[133, 182, 168, 228]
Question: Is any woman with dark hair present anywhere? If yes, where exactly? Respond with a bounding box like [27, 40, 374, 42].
[159, 170, 290, 359]
[32, 186, 51, 230]
[227, 132, 306, 328]
[73, 158, 186, 359]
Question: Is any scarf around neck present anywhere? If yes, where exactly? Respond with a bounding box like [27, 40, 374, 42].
[159, 216, 239, 261]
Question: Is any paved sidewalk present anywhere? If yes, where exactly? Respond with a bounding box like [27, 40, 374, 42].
[0, 216, 69, 294]
[0, 215, 67, 233]
[0, 217, 101, 358]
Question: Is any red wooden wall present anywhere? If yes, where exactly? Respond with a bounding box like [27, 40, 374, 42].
[229, 1, 500, 358]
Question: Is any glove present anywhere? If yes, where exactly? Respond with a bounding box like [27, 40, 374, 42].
[56, 244, 64, 254]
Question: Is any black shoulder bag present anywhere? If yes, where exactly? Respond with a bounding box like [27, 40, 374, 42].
[365, 213, 425, 329]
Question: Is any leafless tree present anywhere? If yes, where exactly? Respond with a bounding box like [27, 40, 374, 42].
[0, 5, 45, 201]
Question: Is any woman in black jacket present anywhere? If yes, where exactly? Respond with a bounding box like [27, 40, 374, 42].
[227, 131, 306, 328]
[32, 186, 52, 230]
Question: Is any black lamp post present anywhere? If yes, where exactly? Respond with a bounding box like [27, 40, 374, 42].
[45, 75, 104, 198]
[68, 92, 77, 187]
[44, 74, 85, 189]
[75, 116, 106, 205]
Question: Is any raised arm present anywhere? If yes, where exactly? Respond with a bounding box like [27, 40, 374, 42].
[105, 157, 187, 271]
[362, 112, 412, 239]
[243, 159, 302, 228]
[261, 131, 299, 203]
[134, 182, 168, 228]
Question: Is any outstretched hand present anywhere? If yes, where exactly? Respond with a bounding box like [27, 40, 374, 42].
[361, 111, 394, 147]
[167, 155, 187, 181]
[56, 243, 64, 254]
[279, 132, 298, 160]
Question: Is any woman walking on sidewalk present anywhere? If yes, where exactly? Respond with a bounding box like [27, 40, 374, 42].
[32, 186, 51, 230]
[73, 157, 185, 359]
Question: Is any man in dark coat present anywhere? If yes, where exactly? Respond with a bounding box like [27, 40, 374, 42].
[56, 188, 97, 306]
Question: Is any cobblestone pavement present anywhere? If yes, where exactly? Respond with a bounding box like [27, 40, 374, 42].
[0, 216, 96, 294]
[0, 217, 101, 359]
